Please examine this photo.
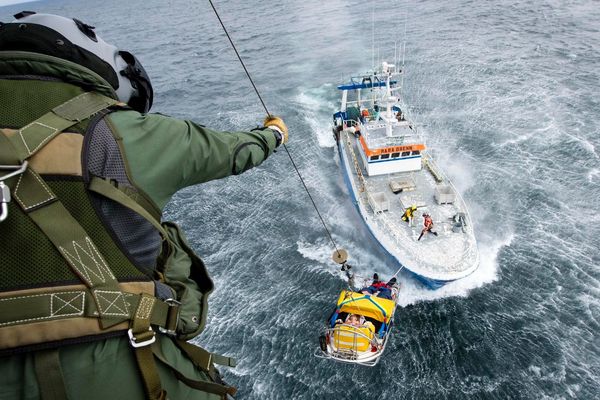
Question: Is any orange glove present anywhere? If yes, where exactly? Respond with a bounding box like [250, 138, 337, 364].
[263, 116, 288, 145]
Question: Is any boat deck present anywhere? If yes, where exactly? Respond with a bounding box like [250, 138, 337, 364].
[340, 131, 478, 278]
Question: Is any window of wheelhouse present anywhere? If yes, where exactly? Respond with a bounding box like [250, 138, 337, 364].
[401, 151, 411, 157]
[381, 153, 390, 160]
[370, 155, 380, 161]
[411, 150, 421, 156]
[391, 152, 400, 159]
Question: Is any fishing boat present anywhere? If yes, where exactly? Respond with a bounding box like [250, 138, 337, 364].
[315, 274, 400, 367]
[332, 61, 479, 289]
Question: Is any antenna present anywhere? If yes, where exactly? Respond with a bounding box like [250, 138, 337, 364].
[395, 0, 400, 69]
[371, 3, 375, 69]
[401, 7, 408, 88]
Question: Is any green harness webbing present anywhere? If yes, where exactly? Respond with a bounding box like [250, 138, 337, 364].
[0, 92, 166, 400]
[153, 340, 237, 398]
[0, 92, 128, 328]
[0, 287, 178, 331]
[34, 349, 68, 400]
[0, 91, 235, 400]
[88, 176, 167, 235]
[0, 91, 117, 162]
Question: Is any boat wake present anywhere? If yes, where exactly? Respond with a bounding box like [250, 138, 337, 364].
[298, 232, 511, 307]
[397, 233, 512, 306]
[296, 240, 383, 278]
[295, 86, 337, 148]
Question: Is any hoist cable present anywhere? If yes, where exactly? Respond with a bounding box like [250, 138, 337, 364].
[207, 0, 270, 116]
[208, 0, 342, 257]
[280, 142, 341, 256]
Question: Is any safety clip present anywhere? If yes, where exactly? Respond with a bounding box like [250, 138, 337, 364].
[159, 298, 181, 336]
[0, 161, 28, 222]
[128, 327, 156, 348]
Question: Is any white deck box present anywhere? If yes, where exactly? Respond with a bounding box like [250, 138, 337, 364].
[434, 185, 455, 205]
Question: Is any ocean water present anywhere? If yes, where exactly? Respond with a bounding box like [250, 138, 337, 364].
[2, 0, 599, 398]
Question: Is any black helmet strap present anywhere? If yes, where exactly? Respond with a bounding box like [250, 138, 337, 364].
[119, 50, 153, 113]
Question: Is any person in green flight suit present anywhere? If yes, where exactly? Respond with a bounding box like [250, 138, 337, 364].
[0, 11, 287, 400]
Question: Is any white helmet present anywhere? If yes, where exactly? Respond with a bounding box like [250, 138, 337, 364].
[0, 11, 153, 112]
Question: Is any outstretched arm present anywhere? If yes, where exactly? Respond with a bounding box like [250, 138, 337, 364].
[108, 110, 283, 209]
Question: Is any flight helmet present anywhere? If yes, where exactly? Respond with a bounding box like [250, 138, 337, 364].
[0, 11, 153, 113]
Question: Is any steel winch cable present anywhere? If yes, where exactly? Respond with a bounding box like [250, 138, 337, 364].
[208, 0, 343, 258]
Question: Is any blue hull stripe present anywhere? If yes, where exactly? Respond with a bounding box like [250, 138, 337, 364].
[337, 80, 397, 90]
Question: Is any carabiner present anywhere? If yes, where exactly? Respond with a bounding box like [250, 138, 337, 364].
[0, 161, 28, 222]
[0, 182, 9, 222]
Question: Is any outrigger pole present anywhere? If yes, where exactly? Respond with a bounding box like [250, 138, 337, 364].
[207, 0, 346, 261]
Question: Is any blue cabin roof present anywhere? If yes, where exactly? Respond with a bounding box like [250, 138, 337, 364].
[337, 80, 397, 91]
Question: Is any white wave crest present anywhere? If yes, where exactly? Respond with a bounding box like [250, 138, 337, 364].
[397, 233, 513, 306]
[297, 231, 513, 307]
[294, 87, 336, 148]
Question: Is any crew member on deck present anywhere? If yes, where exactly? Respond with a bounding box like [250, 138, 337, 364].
[360, 108, 369, 123]
[401, 205, 418, 225]
[418, 213, 439, 241]
[373, 104, 381, 121]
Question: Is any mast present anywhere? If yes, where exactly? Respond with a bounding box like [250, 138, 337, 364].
[371, 2, 375, 69]
[384, 62, 393, 137]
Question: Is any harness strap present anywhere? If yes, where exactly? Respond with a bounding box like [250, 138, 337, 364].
[130, 294, 167, 400]
[14, 175, 129, 328]
[152, 341, 237, 399]
[3, 92, 117, 162]
[88, 176, 166, 235]
[87, 176, 174, 276]
[0, 92, 173, 400]
[170, 370, 236, 399]
[174, 340, 237, 370]
[0, 289, 178, 333]
[0, 92, 127, 328]
[34, 349, 68, 400]
[133, 345, 167, 400]
[117, 182, 162, 222]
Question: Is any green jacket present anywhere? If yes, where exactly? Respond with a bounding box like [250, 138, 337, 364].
[0, 51, 280, 210]
[0, 51, 280, 399]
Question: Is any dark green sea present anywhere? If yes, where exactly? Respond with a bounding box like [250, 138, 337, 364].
[2, 0, 599, 398]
